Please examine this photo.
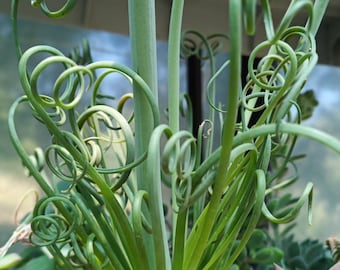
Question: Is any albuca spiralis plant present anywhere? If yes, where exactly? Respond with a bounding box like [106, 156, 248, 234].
[1, 0, 339, 269]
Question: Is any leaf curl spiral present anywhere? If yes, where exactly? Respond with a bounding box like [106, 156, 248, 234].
[30, 195, 81, 246]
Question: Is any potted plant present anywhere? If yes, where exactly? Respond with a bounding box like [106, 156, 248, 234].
[1, 0, 339, 269]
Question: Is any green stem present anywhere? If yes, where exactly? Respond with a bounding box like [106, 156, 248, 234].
[168, 0, 184, 133]
[184, 1, 242, 268]
[128, 2, 160, 266]
[309, 0, 329, 35]
[167, 1, 185, 267]
[71, 194, 125, 269]
[10, 0, 22, 59]
[172, 209, 187, 270]
[145, 125, 173, 270]
[128, 0, 159, 180]
[234, 122, 340, 153]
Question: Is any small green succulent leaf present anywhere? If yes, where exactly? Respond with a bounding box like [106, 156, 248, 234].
[252, 247, 284, 264]
[286, 256, 307, 269]
[18, 255, 55, 270]
[297, 89, 319, 120]
[277, 194, 295, 209]
[247, 229, 268, 250]
[267, 199, 279, 213]
[309, 258, 335, 270]
[304, 242, 324, 265]
[236, 245, 248, 262]
[230, 264, 240, 270]
[287, 242, 301, 257]
[280, 223, 296, 238]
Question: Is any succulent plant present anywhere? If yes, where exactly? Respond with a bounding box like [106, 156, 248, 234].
[281, 235, 335, 270]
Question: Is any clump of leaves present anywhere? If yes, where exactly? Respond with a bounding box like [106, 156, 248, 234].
[281, 235, 335, 270]
[234, 229, 284, 269]
[234, 227, 336, 270]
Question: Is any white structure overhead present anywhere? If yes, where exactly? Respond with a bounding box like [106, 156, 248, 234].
[1, 0, 340, 64]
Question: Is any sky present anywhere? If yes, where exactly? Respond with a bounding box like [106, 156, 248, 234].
[288, 64, 340, 241]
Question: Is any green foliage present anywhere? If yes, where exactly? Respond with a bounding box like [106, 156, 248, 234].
[234, 226, 336, 270]
[281, 235, 334, 270]
[297, 90, 319, 121]
[19, 255, 54, 270]
[2, 0, 339, 269]
[0, 246, 48, 270]
[234, 229, 284, 269]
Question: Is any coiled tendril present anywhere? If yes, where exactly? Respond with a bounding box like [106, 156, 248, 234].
[30, 195, 81, 246]
[31, 0, 77, 18]
[7, 1, 340, 269]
